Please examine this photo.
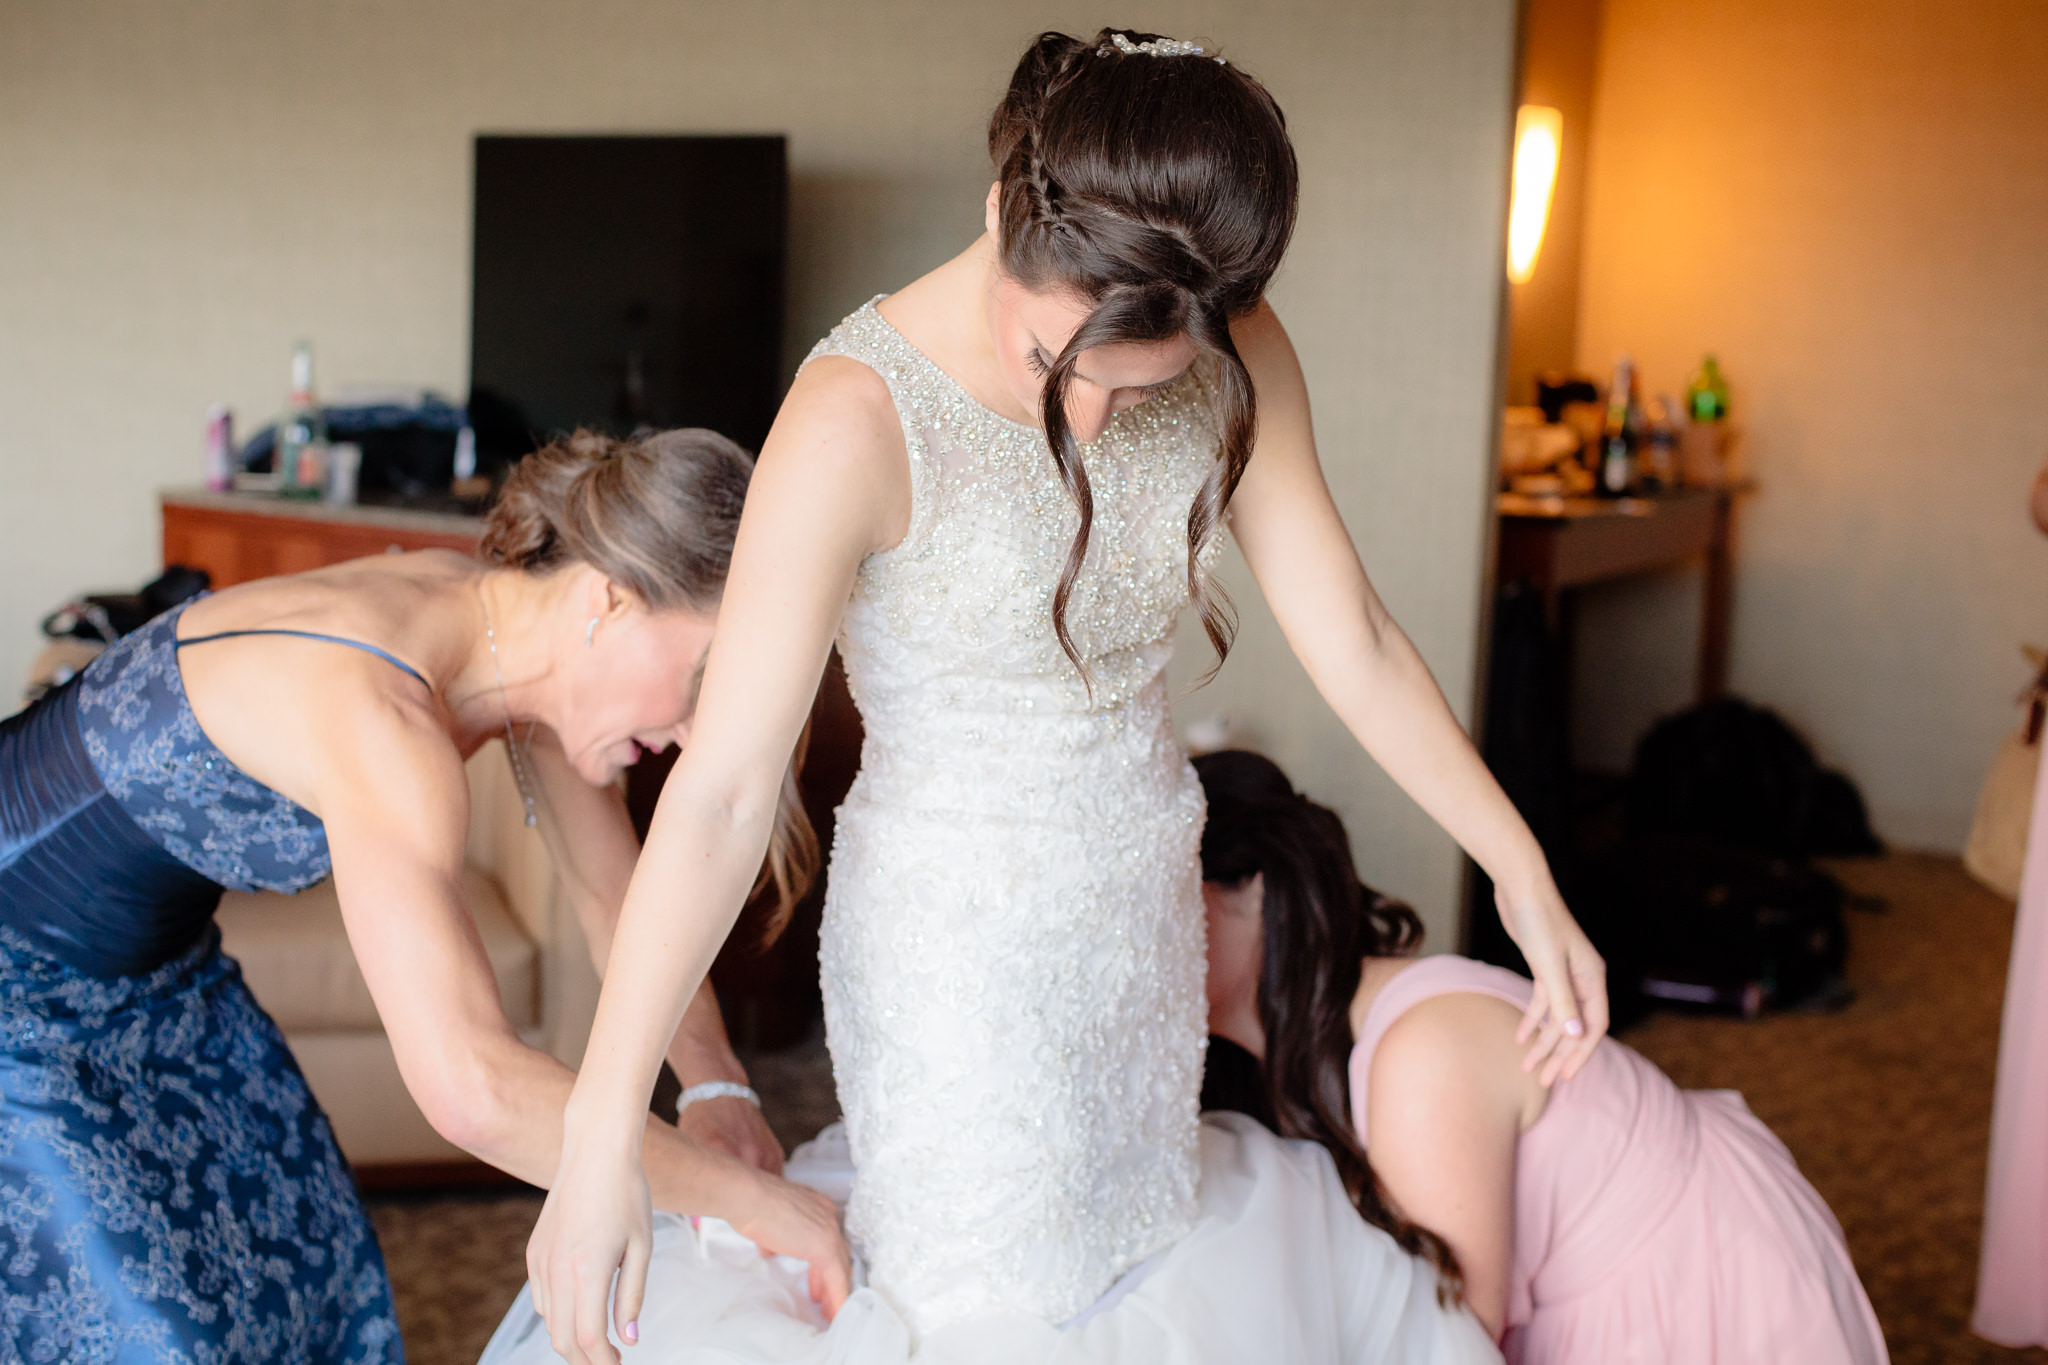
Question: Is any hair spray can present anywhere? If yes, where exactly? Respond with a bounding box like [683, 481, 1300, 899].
[203, 405, 235, 491]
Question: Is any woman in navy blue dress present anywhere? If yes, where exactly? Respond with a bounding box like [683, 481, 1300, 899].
[0, 429, 851, 1362]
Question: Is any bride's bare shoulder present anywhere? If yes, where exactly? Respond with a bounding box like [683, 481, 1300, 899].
[775, 354, 903, 463]
[759, 357, 912, 552]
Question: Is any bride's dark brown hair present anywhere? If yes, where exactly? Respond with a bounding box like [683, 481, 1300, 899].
[989, 29, 1298, 675]
[1193, 750, 1465, 1304]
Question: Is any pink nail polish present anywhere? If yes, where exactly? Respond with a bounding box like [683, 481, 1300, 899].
[1564, 1018, 1585, 1037]
[624, 1320, 639, 1345]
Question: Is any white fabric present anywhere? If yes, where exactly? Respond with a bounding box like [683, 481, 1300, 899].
[479, 300, 1499, 1363]
[480, 1116, 1498, 1365]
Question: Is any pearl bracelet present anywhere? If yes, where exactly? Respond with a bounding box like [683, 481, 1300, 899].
[675, 1081, 762, 1118]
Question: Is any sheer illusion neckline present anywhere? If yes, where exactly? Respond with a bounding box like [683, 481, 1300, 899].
[864, 296, 1044, 436]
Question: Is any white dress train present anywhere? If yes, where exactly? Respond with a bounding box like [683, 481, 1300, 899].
[481, 1116, 1494, 1365]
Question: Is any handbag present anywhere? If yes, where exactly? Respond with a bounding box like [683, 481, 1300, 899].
[1964, 647, 2048, 899]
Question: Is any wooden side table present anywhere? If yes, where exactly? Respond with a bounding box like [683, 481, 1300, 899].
[1494, 486, 1745, 703]
[160, 488, 483, 587]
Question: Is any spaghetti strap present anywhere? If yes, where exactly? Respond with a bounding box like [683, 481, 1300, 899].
[176, 628, 430, 689]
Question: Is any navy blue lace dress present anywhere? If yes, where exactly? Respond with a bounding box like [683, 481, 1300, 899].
[0, 604, 404, 1363]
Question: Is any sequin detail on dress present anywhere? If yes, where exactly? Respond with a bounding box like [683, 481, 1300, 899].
[805, 300, 1223, 1336]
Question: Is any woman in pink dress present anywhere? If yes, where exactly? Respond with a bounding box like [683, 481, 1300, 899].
[1974, 448, 2048, 1346]
[1195, 749, 1888, 1364]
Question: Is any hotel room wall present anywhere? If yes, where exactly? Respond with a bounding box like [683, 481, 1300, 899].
[1502, 0, 1604, 408]
[0, 0, 1517, 945]
[1569, 0, 2048, 848]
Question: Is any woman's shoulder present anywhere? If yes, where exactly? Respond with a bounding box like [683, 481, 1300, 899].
[770, 352, 911, 493]
[1363, 956, 1534, 1034]
[1351, 958, 1533, 1093]
[746, 340, 915, 561]
[1370, 960, 1531, 1064]
[1354, 957, 1544, 1136]
[177, 556, 470, 683]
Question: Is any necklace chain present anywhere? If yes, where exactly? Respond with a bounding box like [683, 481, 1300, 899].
[478, 582, 539, 828]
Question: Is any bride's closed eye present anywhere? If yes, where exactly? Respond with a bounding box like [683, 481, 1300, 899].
[1028, 345, 1178, 399]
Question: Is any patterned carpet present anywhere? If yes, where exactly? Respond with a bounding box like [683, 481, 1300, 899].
[368, 853, 2045, 1365]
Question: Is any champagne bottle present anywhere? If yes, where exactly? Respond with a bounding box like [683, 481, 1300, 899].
[1599, 356, 1640, 497]
[276, 340, 327, 499]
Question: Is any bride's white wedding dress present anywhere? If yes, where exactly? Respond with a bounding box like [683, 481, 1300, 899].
[480, 301, 1498, 1365]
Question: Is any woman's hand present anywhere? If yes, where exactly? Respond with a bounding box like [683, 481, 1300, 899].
[1498, 882, 1608, 1086]
[528, 1137, 653, 1365]
[725, 1170, 855, 1318]
[677, 1095, 786, 1175]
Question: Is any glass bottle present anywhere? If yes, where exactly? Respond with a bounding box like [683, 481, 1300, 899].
[1687, 353, 1731, 423]
[1599, 356, 1640, 497]
[276, 340, 327, 499]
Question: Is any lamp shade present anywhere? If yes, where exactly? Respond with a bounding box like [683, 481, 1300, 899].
[1507, 105, 1563, 284]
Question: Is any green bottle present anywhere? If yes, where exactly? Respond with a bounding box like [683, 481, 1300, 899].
[276, 340, 327, 499]
[1687, 354, 1731, 423]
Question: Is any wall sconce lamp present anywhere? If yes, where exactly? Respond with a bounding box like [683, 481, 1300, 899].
[1507, 104, 1563, 284]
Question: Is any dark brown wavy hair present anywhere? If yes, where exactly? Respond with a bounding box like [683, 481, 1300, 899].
[480, 428, 818, 938]
[1193, 749, 1464, 1303]
[989, 29, 1298, 678]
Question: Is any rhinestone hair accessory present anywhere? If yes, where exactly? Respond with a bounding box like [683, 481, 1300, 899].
[1099, 31, 1225, 64]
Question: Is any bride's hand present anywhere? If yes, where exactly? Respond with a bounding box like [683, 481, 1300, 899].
[527, 1137, 652, 1365]
[1498, 881, 1608, 1086]
[727, 1170, 854, 1319]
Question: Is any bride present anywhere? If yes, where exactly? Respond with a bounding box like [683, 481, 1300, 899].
[509, 28, 1608, 1365]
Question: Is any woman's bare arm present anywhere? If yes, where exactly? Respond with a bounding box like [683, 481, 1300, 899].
[525, 731, 783, 1172]
[301, 682, 843, 1294]
[1365, 993, 1534, 1339]
[1224, 303, 1608, 1081]
[528, 356, 911, 1364]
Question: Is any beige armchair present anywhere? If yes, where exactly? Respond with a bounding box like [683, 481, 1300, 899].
[216, 747, 598, 1171]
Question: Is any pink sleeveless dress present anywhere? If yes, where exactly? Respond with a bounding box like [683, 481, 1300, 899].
[1975, 750, 2048, 1345]
[1350, 955, 1887, 1364]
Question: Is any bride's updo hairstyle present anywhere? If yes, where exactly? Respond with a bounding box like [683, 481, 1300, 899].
[481, 428, 818, 936]
[1193, 750, 1465, 1303]
[989, 29, 1299, 676]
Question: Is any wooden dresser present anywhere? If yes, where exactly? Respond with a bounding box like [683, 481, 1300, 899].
[160, 488, 483, 588]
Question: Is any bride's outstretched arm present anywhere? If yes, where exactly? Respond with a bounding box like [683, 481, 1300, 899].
[528, 356, 911, 1365]
[1223, 302, 1609, 1085]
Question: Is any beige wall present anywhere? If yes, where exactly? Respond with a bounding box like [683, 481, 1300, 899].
[1569, 0, 2048, 847]
[0, 0, 1517, 945]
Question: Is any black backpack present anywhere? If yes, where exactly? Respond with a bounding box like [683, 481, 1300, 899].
[1580, 835, 1849, 1018]
[1626, 698, 1882, 859]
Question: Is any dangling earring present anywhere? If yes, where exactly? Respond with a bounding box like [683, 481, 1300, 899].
[586, 616, 601, 648]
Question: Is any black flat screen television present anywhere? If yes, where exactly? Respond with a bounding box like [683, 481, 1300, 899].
[468, 134, 788, 465]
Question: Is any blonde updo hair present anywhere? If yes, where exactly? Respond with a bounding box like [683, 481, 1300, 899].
[481, 428, 817, 938]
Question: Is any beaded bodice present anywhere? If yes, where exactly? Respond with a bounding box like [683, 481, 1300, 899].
[804, 300, 1221, 1336]
[821, 300, 1222, 748]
